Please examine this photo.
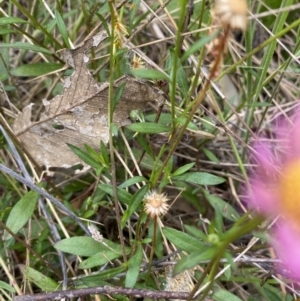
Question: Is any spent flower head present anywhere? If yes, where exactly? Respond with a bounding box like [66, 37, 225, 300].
[247, 109, 300, 280]
[214, 0, 248, 31]
[144, 190, 170, 218]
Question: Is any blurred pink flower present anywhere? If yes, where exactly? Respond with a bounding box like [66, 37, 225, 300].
[247, 109, 300, 280]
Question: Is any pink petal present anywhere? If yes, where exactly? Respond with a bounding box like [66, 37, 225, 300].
[273, 222, 300, 281]
[252, 141, 279, 176]
[247, 180, 279, 215]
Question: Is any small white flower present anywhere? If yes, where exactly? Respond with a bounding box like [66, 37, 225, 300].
[144, 190, 170, 218]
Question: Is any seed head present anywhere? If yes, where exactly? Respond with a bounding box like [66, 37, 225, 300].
[214, 0, 248, 31]
[144, 190, 170, 218]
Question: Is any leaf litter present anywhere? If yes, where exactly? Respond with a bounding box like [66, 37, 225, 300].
[12, 31, 165, 170]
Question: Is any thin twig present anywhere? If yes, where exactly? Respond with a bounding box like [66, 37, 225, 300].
[14, 285, 196, 301]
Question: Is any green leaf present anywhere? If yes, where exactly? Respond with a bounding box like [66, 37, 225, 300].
[0, 280, 16, 292]
[131, 69, 169, 80]
[212, 289, 243, 301]
[96, 13, 110, 37]
[181, 32, 219, 62]
[126, 122, 172, 134]
[202, 147, 220, 163]
[263, 288, 283, 301]
[172, 162, 195, 176]
[175, 54, 189, 95]
[163, 227, 206, 253]
[0, 28, 18, 35]
[118, 176, 147, 189]
[173, 172, 225, 185]
[0, 42, 52, 54]
[121, 185, 148, 228]
[54, 236, 116, 257]
[202, 189, 240, 221]
[0, 17, 28, 25]
[100, 140, 110, 165]
[55, 10, 70, 48]
[11, 63, 63, 77]
[79, 244, 130, 269]
[19, 265, 59, 292]
[98, 184, 132, 205]
[75, 266, 125, 287]
[67, 143, 100, 169]
[113, 82, 126, 112]
[174, 248, 216, 274]
[4, 190, 39, 240]
[125, 244, 143, 287]
[184, 225, 207, 240]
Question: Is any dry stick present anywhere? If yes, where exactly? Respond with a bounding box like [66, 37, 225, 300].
[13, 285, 196, 301]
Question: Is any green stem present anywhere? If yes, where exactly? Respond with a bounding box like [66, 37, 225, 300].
[107, 0, 127, 264]
[147, 217, 157, 283]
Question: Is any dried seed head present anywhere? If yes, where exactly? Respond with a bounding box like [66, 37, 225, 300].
[114, 18, 128, 47]
[131, 54, 145, 70]
[88, 224, 103, 243]
[214, 0, 248, 31]
[144, 190, 170, 218]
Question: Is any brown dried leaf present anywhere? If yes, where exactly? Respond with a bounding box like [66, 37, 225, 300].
[13, 32, 165, 169]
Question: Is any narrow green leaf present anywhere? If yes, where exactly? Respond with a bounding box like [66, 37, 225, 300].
[0, 17, 27, 25]
[67, 143, 100, 169]
[100, 140, 110, 165]
[176, 55, 189, 95]
[126, 122, 172, 134]
[125, 244, 143, 287]
[263, 288, 283, 301]
[79, 244, 130, 269]
[0, 28, 18, 35]
[173, 172, 225, 185]
[163, 227, 206, 253]
[172, 163, 195, 176]
[202, 147, 220, 163]
[0, 280, 16, 292]
[75, 266, 125, 287]
[131, 69, 169, 80]
[55, 10, 70, 48]
[184, 225, 207, 240]
[55, 236, 110, 256]
[181, 32, 219, 62]
[118, 176, 147, 189]
[19, 265, 59, 292]
[121, 186, 148, 228]
[11, 63, 63, 77]
[174, 248, 216, 275]
[0, 42, 52, 54]
[202, 189, 240, 221]
[212, 289, 243, 301]
[96, 13, 110, 37]
[4, 190, 39, 240]
[98, 184, 132, 205]
[113, 82, 126, 112]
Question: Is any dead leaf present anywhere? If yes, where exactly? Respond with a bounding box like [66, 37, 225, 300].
[13, 32, 165, 170]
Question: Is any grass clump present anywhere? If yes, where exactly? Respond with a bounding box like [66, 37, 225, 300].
[1, 1, 300, 300]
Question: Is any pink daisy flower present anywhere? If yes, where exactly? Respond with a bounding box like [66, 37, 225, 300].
[247, 109, 300, 280]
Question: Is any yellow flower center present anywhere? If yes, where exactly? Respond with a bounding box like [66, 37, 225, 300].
[279, 159, 300, 221]
[150, 198, 163, 208]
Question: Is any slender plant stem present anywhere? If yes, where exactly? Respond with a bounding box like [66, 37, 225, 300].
[147, 217, 157, 282]
[107, 0, 127, 263]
